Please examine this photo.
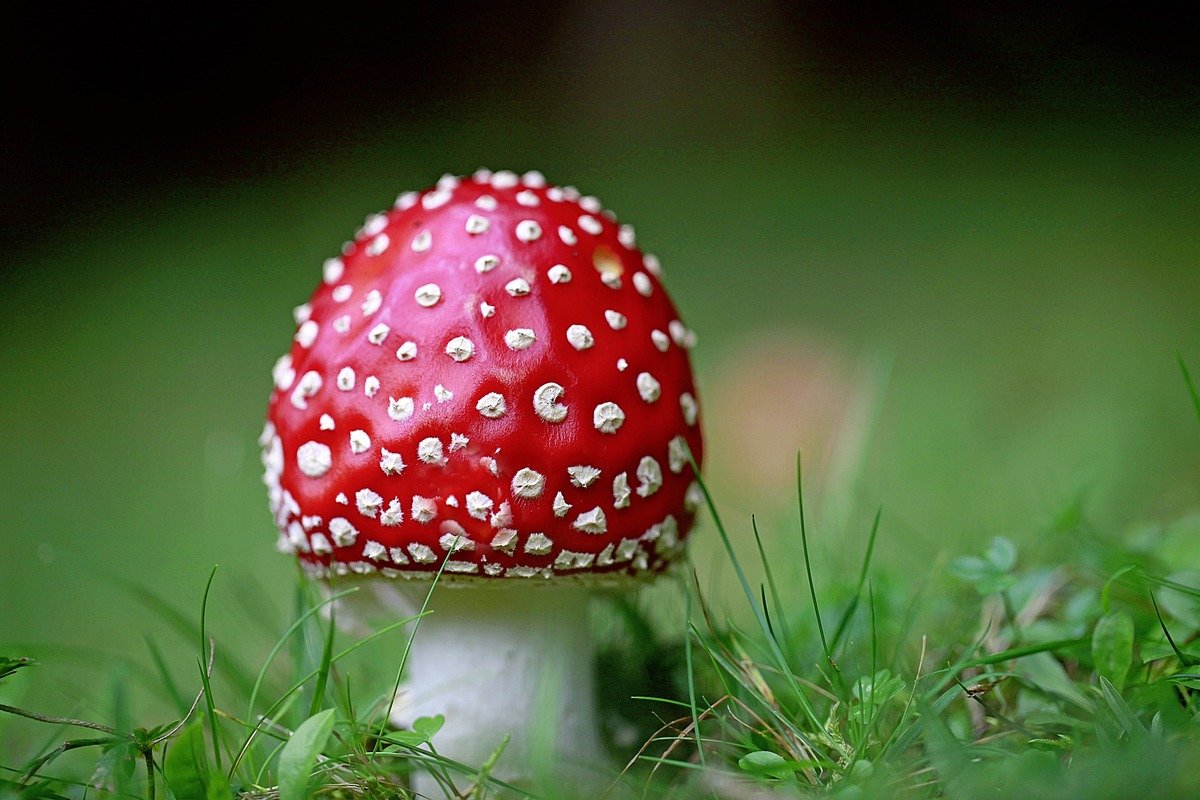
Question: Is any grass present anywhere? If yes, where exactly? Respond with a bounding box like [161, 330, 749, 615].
[2, 361, 1199, 799]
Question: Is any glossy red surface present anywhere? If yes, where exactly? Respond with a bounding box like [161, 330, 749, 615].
[262, 171, 703, 581]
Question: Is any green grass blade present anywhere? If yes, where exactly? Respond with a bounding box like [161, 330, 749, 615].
[244, 588, 356, 732]
[830, 506, 883, 655]
[795, 453, 830, 663]
[1178, 352, 1200, 428]
[143, 635, 188, 717]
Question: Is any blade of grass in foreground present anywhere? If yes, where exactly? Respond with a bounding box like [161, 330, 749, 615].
[685, 454, 825, 743]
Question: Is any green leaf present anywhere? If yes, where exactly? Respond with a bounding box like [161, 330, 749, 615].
[1092, 611, 1135, 692]
[164, 719, 231, 800]
[90, 741, 137, 794]
[0, 657, 35, 683]
[738, 750, 790, 778]
[986, 537, 1017, 572]
[278, 708, 337, 800]
[411, 714, 444, 741]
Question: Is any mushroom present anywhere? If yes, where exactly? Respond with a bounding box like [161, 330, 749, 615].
[260, 169, 704, 793]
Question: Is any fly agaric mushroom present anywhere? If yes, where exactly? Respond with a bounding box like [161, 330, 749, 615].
[261, 169, 703, 792]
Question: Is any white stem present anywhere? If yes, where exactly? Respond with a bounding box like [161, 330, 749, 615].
[335, 582, 609, 796]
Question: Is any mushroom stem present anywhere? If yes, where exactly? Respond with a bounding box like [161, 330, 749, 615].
[337, 583, 608, 795]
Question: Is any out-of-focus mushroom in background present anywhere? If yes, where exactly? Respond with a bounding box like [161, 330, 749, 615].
[260, 169, 704, 794]
[703, 331, 884, 525]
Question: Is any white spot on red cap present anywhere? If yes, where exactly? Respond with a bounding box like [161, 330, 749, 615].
[323, 258, 344, 284]
[415, 283, 442, 307]
[512, 468, 545, 499]
[440, 529, 474, 552]
[411, 496, 438, 524]
[379, 448, 405, 475]
[593, 402, 625, 434]
[524, 533, 553, 555]
[669, 320, 697, 348]
[290, 371, 322, 409]
[295, 320, 318, 348]
[296, 442, 332, 478]
[408, 542, 437, 563]
[480, 302, 495, 317]
[395, 191, 419, 210]
[680, 392, 698, 426]
[418, 437, 446, 466]
[553, 492, 572, 517]
[329, 517, 358, 547]
[505, 328, 536, 350]
[475, 195, 498, 211]
[367, 323, 389, 345]
[554, 550, 596, 570]
[633, 272, 653, 297]
[643, 253, 662, 276]
[466, 491, 493, 520]
[617, 358, 628, 371]
[349, 430, 371, 454]
[449, 433, 469, 451]
[476, 392, 506, 418]
[490, 528, 517, 554]
[618, 224, 636, 248]
[578, 215, 602, 235]
[636, 372, 661, 402]
[381, 498, 404, 526]
[547, 264, 572, 284]
[311, 534, 333, 554]
[332, 315, 350, 334]
[651, 330, 670, 351]
[568, 465, 601, 488]
[685, 482, 703, 512]
[434, 384, 453, 403]
[337, 367, 356, 391]
[293, 303, 312, 325]
[505, 278, 531, 297]
[362, 290, 383, 316]
[572, 507, 608, 535]
[516, 190, 540, 207]
[636, 456, 662, 497]
[363, 540, 386, 561]
[388, 397, 414, 421]
[332, 284, 353, 302]
[465, 214, 490, 235]
[613, 472, 631, 509]
[356, 488, 383, 517]
[515, 220, 542, 242]
[272, 354, 295, 391]
[566, 324, 594, 350]
[668, 436, 688, 473]
[490, 501, 513, 528]
[445, 336, 475, 362]
[492, 170, 519, 189]
[364, 376, 380, 397]
[475, 254, 500, 273]
[533, 382, 567, 422]
[422, 190, 452, 210]
[396, 341, 417, 361]
[366, 234, 389, 257]
[319, 414, 335, 430]
[605, 310, 627, 330]
[558, 226, 578, 246]
[601, 272, 622, 290]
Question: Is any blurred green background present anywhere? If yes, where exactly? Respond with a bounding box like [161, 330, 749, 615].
[1, 3, 1198, 712]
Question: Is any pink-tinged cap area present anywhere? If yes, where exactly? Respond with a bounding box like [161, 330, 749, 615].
[261, 169, 704, 582]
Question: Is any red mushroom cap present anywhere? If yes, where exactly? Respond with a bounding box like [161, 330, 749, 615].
[261, 170, 703, 582]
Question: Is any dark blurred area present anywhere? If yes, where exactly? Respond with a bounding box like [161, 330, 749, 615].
[3, 2, 1196, 254]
